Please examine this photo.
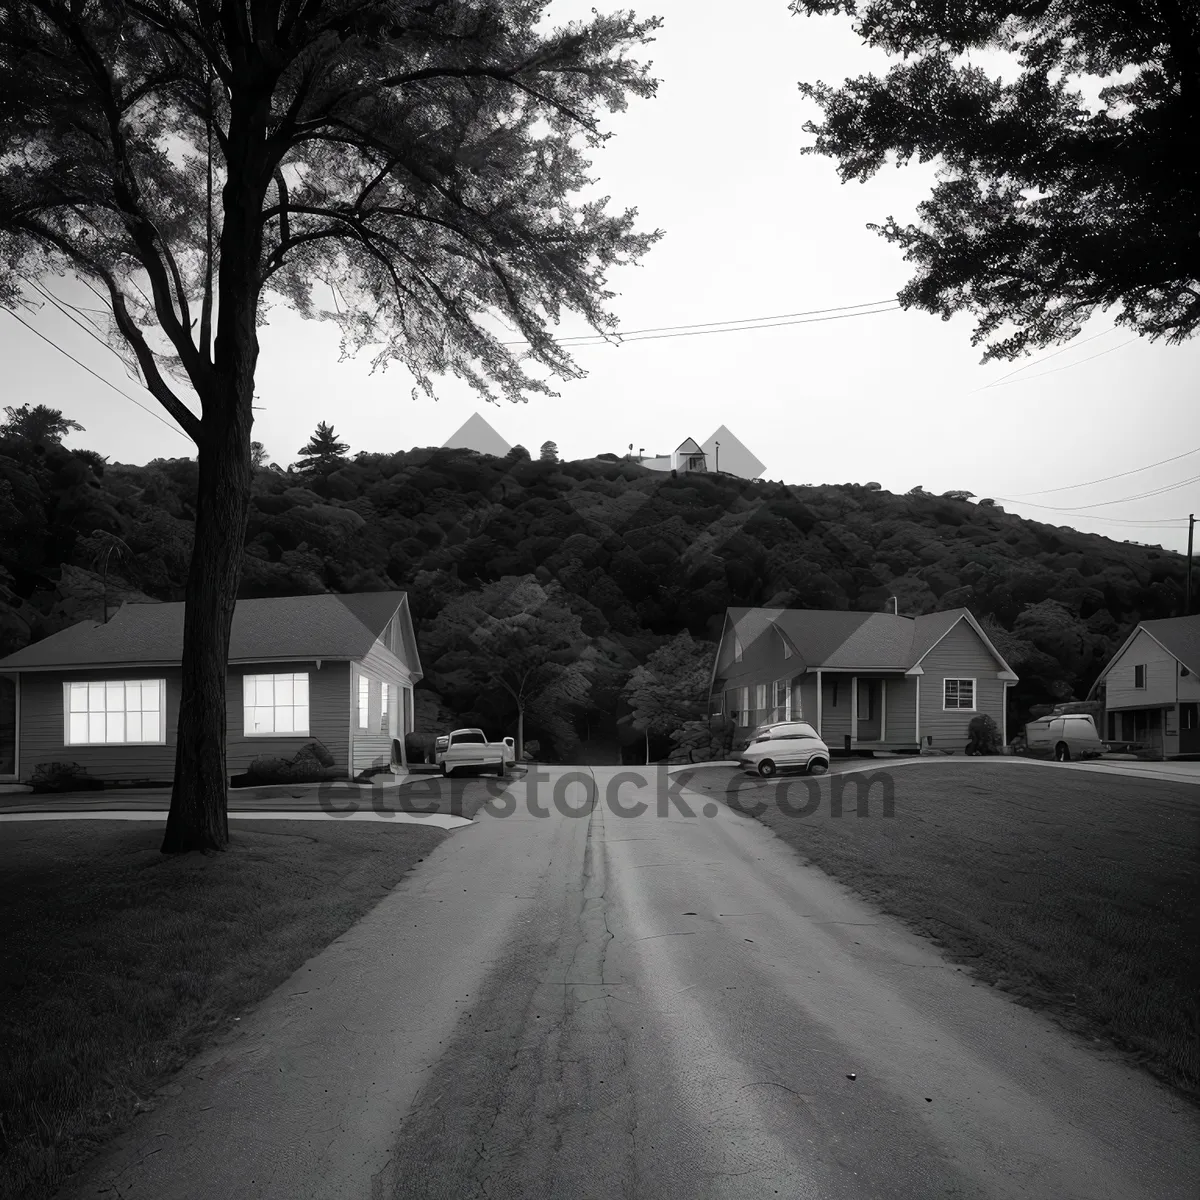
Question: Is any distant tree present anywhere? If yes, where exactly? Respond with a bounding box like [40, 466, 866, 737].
[0, 2, 659, 852]
[621, 631, 712, 763]
[77, 530, 132, 624]
[423, 576, 588, 758]
[1, 404, 84, 446]
[942, 490, 975, 501]
[864, 481, 882, 491]
[250, 441, 270, 469]
[792, 1, 1200, 360]
[540, 441, 560, 463]
[508, 445, 532, 462]
[294, 423, 350, 475]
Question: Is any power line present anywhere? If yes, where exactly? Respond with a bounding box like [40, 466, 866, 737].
[1012, 445, 1200, 497]
[4, 308, 193, 441]
[996, 473, 1200, 514]
[979, 326, 1120, 389]
[501, 298, 902, 347]
[985, 337, 1139, 387]
[24, 277, 124, 361]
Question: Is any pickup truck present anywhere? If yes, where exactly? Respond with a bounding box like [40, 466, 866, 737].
[434, 728, 515, 777]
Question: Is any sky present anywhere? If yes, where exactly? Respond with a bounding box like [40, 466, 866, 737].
[3, 1, 1197, 553]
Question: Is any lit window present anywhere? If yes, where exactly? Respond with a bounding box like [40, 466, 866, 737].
[243, 673, 309, 735]
[943, 679, 976, 710]
[358, 674, 369, 729]
[65, 679, 165, 745]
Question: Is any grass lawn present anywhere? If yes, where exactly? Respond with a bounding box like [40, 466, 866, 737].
[690, 761, 1200, 1099]
[0, 818, 448, 1200]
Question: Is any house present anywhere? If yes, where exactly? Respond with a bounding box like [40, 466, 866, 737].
[638, 437, 708, 474]
[443, 412, 512, 457]
[700, 426, 765, 480]
[709, 606, 1018, 752]
[1088, 615, 1200, 757]
[0, 591, 422, 785]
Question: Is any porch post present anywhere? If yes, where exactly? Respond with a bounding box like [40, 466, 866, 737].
[816, 669, 823, 737]
[851, 674, 858, 744]
[914, 674, 921, 744]
[880, 679, 887, 741]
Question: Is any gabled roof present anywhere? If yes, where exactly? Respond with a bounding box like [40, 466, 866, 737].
[1092, 614, 1200, 690]
[0, 591, 416, 673]
[443, 412, 511, 457]
[675, 437, 704, 455]
[713, 605, 1016, 685]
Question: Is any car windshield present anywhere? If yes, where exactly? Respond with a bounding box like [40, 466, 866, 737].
[452, 732, 487, 744]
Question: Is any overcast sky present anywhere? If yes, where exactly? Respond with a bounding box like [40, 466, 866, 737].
[4, 1, 1197, 553]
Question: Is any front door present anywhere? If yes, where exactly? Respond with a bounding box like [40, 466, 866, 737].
[0, 675, 15, 777]
[857, 679, 881, 741]
[1181, 703, 1200, 754]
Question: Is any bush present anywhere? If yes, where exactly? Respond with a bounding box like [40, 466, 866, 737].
[404, 731, 430, 764]
[29, 762, 104, 792]
[521, 739, 541, 761]
[245, 742, 341, 784]
[966, 714, 1003, 755]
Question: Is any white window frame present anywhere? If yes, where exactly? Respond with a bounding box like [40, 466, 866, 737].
[358, 673, 370, 729]
[1134, 664, 1146, 689]
[63, 679, 167, 746]
[243, 672, 310, 737]
[943, 678, 977, 711]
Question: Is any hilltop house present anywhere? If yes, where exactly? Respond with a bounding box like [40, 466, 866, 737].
[0, 591, 422, 784]
[710, 606, 1018, 752]
[1089, 614, 1200, 757]
[638, 427, 765, 479]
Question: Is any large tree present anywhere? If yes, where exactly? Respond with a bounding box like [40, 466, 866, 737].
[792, 1, 1200, 359]
[0, 1, 660, 850]
[620, 629, 710, 762]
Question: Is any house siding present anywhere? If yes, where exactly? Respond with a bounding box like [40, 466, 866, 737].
[19, 668, 182, 782]
[1104, 630, 1198, 709]
[227, 661, 351, 775]
[918, 621, 1006, 749]
[884, 676, 918, 743]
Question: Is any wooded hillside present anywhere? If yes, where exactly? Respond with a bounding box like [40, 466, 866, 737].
[1, 426, 1187, 760]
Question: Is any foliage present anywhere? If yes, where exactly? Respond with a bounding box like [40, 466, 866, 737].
[540, 441, 560, 463]
[966, 713, 1003, 756]
[793, 0, 1200, 359]
[29, 761, 102, 793]
[1, 403, 84, 446]
[251, 441, 269, 469]
[621, 631, 712, 741]
[294, 423, 349, 475]
[0, 425, 1191, 754]
[242, 740, 339, 784]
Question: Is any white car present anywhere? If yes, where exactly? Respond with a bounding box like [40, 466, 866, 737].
[736, 721, 830, 778]
[434, 728, 514, 777]
[1023, 714, 1105, 762]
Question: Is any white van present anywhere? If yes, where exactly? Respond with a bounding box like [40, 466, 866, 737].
[1023, 714, 1105, 762]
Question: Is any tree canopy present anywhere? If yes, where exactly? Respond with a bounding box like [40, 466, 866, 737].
[295, 421, 349, 473]
[792, 0, 1200, 360]
[1, 403, 85, 446]
[0, 0, 661, 849]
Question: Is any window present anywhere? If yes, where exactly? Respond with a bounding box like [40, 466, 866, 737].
[358, 674, 369, 729]
[380, 683, 391, 734]
[781, 631, 792, 659]
[1134, 664, 1146, 689]
[830, 680, 839, 707]
[65, 679, 166, 745]
[1182, 703, 1198, 731]
[733, 635, 742, 663]
[243, 673, 309, 736]
[943, 678, 976, 710]
[774, 678, 789, 719]
[710, 692, 724, 717]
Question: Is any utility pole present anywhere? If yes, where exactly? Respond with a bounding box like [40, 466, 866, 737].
[715, 440, 720, 473]
[1187, 513, 1195, 616]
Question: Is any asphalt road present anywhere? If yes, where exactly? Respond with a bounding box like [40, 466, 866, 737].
[58, 766, 1200, 1200]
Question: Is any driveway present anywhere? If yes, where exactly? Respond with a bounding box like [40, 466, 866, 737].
[56, 766, 1200, 1200]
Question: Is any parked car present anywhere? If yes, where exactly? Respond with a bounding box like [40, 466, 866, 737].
[1023, 714, 1105, 761]
[434, 728, 513, 777]
[735, 721, 830, 778]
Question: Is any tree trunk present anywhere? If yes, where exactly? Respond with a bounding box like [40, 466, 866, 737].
[162, 110, 264, 853]
[645, 728, 650, 764]
[517, 706, 525, 761]
[161, 409, 253, 853]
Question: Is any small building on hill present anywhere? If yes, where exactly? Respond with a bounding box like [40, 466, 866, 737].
[0, 592, 422, 785]
[637, 437, 708, 474]
[710, 606, 1018, 752]
[1089, 614, 1200, 757]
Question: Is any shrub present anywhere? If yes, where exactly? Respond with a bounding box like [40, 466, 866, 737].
[966, 714, 1003, 755]
[29, 762, 103, 792]
[245, 743, 341, 784]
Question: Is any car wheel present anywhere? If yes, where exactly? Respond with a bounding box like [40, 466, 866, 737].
[807, 759, 829, 776]
[757, 759, 777, 778]
[1055, 742, 1071, 763]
